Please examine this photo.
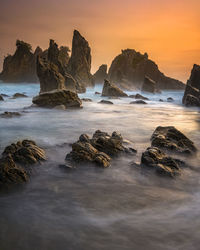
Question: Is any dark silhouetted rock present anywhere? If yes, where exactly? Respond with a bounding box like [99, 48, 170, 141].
[0, 112, 21, 118]
[0, 93, 9, 97]
[95, 91, 101, 95]
[99, 100, 113, 105]
[183, 64, 200, 107]
[93, 64, 108, 84]
[102, 79, 128, 97]
[167, 97, 174, 102]
[32, 90, 82, 108]
[135, 93, 149, 100]
[151, 126, 197, 154]
[0, 40, 42, 83]
[130, 100, 147, 104]
[108, 49, 185, 90]
[0, 95, 4, 101]
[159, 99, 164, 102]
[142, 76, 156, 93]
[12, 93, 28, 98]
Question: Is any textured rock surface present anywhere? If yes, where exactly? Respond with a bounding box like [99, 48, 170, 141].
[93, 64, 108, 84]
[141, 76, 156, 93]
[183, 64, 200, 107]
[0, 40, 42, 83]
[32, 90, 82, 108]
[102, 80, 128, 97]
[108, 49, 185, 90]
[151, 126, 197, 154]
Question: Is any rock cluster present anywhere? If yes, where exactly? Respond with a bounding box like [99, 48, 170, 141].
[102, 79, 128, 97]
[183, 64, 200, 107]
[66, 130, 136, 168]
[0, 140, 46, 186]
[93, 64, 108, 84]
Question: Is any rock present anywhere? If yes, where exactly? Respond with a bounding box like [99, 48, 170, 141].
[135, 93, 149, 100]
[12, 93, 28, 98]
[81, 98, 93, 102]
[102, 79, 128, 97]
[108, 49, 185, 90]
[93, 64, 108, 84]
[183, 64, 200, 107]
[95, 91, 101, 95]
[0, 112, 21, 118]
[159, 99, 164, 102]
[0, 93, 9, 97]
[32, 89, 82, 108]
[65, 130, 136, 168]
[0, 40, 42, 83]
[130, 100, 147, 104]
[167, 97, 174, 102]
[99, 100, 113, 105]
[141, 147, 182, 177]
[54, 105, 66, 110]
[142, 76, 156, 93]
[66, 30, 93, 89]
[151, 126, 197, 154]
[0, 95, 4, 101]
[129, 95, 136, 98]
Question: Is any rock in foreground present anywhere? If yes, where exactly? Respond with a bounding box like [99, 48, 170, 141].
[32, 90, 82, 108]
[102, 80, 128, 97]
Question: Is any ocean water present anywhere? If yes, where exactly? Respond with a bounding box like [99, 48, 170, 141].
[0, 83, 200, 250]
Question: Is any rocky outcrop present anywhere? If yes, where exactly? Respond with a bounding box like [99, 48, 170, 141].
[0, 40, 42, 83]
[151, 126, 197, 154]
[0, 112, 21, 118]
[102, 80, 128, 97]
[141, 76, 156, 93]
[108, 49, 185, 90]
[65, 130, 136, 168]
[183, 64, 200, 107]
[67, 30, 93, 89]
[12, 93, 28, 98]
[32, 90, 82, 108]
[0, 140, 46, 185]
[93, 64, 108, 84]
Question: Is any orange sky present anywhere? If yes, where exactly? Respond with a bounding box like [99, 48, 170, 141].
[0, 0, 200, 82]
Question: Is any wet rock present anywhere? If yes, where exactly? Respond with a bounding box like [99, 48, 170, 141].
[81, 98, 93, 102]
[135, 93, 149, 100]
[99, 100, 113, 105]
[93, 64, 108, 84]
[129, 95, 136, 98]
[0, 111, 21, 118]
[185, 94, 200, 107]
[108, 49, 184, 90]
[13, 93, 28, 98]
[141, 147, 182, 177]
[159, 99, 164, 102]
[151, 126, 197, 154]
[102, 79, 128, 97]
[130, 100, 147, 104]
[167, 97, 174, 102]
[32, 89, 82, 109]
[142, 76, 156, 93]
[0, 93, 9, 97]
[95, 92, 101, 95]
[0, 95, 4, 101]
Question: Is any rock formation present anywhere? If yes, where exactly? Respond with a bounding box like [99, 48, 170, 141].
[182, 64, 200, 107]
[93, 64, 108, 84]
[0, 95, 4, 101]
[0, 40, 42, 83]
[66, 30, 93, 89]
[141, 76, 156, 93]
[108, 49, 185, 90]
[102, 79, 128, 97]
[32, 90, 82, 108]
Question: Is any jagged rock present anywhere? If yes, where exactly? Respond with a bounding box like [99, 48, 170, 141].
[135, 93, 149, 100]
[81, 98, 93, 102]
[67, 30, 93, 89]
[167, 97, 174, 102]
[93, 64, 108, 84]
[130, 100, 147, 104]
[141, 147, 182, 177]
[151, 126, 197, 154]
[0, 140, 46, 185]
[32, 90, 82, 108]
[0, 40, 42, 83]
[0, 112, 21, 118]
[12, 93, 28, 98]
[183, 64, 200, 107]
[0, 95, 4, 101]
[108, 49, 185, 90]
[65, 130, 136, 168]
[142, 76, 156, 93]
[99, 100, 113, 105]
[102, 79, 128, 97]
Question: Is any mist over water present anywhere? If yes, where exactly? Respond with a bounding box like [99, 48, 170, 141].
[0, 83, 200, 250]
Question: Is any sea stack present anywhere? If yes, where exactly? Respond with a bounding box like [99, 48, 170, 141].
[93, 64, 108, 84]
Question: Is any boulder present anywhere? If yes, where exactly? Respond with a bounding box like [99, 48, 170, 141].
[0, 93, 9, 97]
[141, 76, 156, 93]
[81, 98, 93, 102]
[151, 126, 197, 154]
[102, 79, 128, 97]
[0, 95, 4, 101]
[167, 97, 174, 102]
[108, 49, 184, 90]
[32, 89, 82, 108]
[99, 100, 113, 105]
[93, 64, 108, 84]
[183, 64, 200, 107]
[0, 112, 21, 118]
[12, 93, 28, 98]
[130, 100, 147, 104]
[95, 92, 101, 95]
[135, 93, 149, 100]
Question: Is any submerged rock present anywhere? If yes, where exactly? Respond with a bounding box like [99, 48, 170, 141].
[93, 64, 108, 84]
[135, 93, 149, 100]
[12, 93, 28, 98]
[151, 126, 197, 154]
[141, 76, 156, 93]
[130, 100, 147, 104]
[32, 89, 82, 108]
[0, 111, 21, 118]
[0, 95, 4, 101]
[167, 97, 174, 102]
[102, 79, 128, 97]
[81, 98, 93, 102]
[99, 100, 113, 105]
[95, 91, 101, 95]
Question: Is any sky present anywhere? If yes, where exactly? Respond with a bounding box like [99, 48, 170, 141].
[0, 0, 200, 82]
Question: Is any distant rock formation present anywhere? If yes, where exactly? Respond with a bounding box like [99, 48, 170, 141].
[93, 64, 108, 84]
[67, 30, 93, 89]
[182, 64, 200, 107]
[141, 76, 156, 93]
[0, 40, 42, 83]
[102, 79, 128, 97]
[108, 49, 185, 90]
